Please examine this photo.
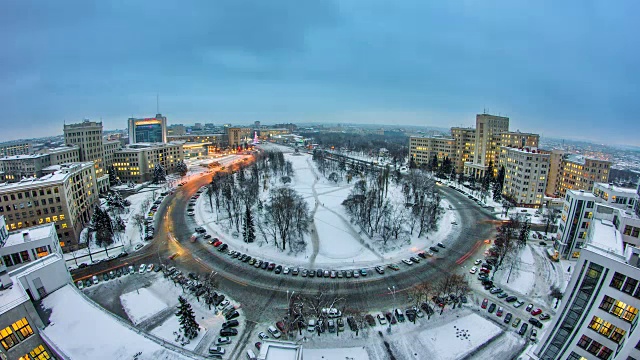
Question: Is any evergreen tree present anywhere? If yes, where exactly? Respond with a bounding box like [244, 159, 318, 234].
[409, 156, 417, 169]
[493, 166, 506, 201]
[152, 164, 166, 184]
[429, 155, 439, 172]
[107, 165, 119, 186]
[176, 160, 188, 177]
[92, 206, 114, 248]
[175, 296, 200, 339]
[243, 204, 256, 243]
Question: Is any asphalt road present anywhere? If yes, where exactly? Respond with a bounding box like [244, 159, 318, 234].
[72, 160, 497, 326]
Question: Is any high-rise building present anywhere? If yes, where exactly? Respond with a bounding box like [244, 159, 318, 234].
[464, 113, 510, 179]
[547, 154, 611, 198]
[127, 114, 167, 144]
[0, 162, 98, 250]
[546, 149, 569, 197]
[101, 139, 122, 170]
[532, 220, 640, 360]
[63, 119, 106, 181]
[451, 127, 475, 174]
[556, 190, 597, 259]
[226, 127, 251, 148]
[498, 146, 549, 207]
[409, 136, 455, 168]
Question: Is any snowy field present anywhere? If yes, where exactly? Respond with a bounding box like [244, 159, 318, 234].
[419, 313, 502, 360]
[194, 145, 458, 269]
[121, 287, 171, 325]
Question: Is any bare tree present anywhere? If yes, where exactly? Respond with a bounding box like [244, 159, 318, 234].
[543, 207, 561, 234]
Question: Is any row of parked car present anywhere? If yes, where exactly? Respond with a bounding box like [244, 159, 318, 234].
[76, 262, 161, 289]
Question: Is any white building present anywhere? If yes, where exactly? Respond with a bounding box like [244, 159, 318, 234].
[0, 219, 62, 272]
[532, 219, 640, 360]
[498, 146, 549, 207]
[556, 190, 597, 259]
[594, 183, 638, 211]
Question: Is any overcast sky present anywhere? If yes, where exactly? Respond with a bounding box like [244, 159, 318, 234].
[1, 1, 638, 145]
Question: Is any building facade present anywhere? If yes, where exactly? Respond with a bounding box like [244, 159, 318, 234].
[128, 114, 167, 144]
[409, 136, 455, 168]
[43, 145, 80, 166]
[464, 114, 510, 178]
[0, 141, 32, 158]
[547, 153, 611, 198]
[593, 183, 638, 211]
[0, 221, 62, 272]
[113, 143, 184, 183]
[451, 127, 475, 174]
[498, 146, 549, 207]
[226, 127, 251, 148]
[556, 190, 597, 259]
[533, 221, 640, 360]
[101, 139, 121, 171]
[0, 154, 51, 182]
[0, 162, 98, 250]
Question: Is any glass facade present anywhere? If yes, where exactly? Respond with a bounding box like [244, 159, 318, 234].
[135, 123, 163, 143]
[539, 262, 604, 360]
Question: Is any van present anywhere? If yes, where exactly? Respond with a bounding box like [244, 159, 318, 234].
[246, 349, 257, 360]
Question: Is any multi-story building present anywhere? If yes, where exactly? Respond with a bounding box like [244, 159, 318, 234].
[63, 120, 109, 194]
[547, 153, 610, 198]
[556, 190, 597, 259]
[112, 143, 184, 183]
[532, 220, 640, 360]
[101, 139, 121, 170]
[464, 113, 510, 179]
[0, 154, 51, 182]
[42, 145, 80, 166]
[167, 133, 225, 148]
[593, 183, 638, 211]
[0, 141, 32, 157]
[451, 127, 475, 174]
[257, 128, 291, 140]
[127, 114, 167, 144]
[226, 127, 251, 148]
[0, 162, 98, 250]
[0, 219, 63, 272]
[495, 131, 540, 149]
[498, 146, 549, 207]
[167, 124, 186, 136]
[409, 136, 455, 168]
[545, 149, 568, 197]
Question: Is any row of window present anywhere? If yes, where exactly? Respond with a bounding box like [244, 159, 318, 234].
[0, 318, 34, 350]
[623, 225, 640, 238]
[1, 188, 59, 202]
[599, 295, 638, 323]
[576, 334, 613, 359]
[0, 202, 62, 214]
[610, 271, 640, 299]
[588, 315, 627, 343]
[19, 344, 53, 360]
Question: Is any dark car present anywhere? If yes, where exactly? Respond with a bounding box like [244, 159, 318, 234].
[226, 311, 240, 320]
[203, 234, 212, 239]
[316, 269, 323, 277]
[347, 316, 358, 331]
[220, 328, 238, 337]
[529, 318, 543, 328]
[417, 252, 427, 259]
[267, 263, 276, 271]
[437, 242, 445, 248]
[429, 246, 439, 253]
[488, 303, 496, 313]
[405, 309, 416, 322]
[261, 262, 269, 270]
[222, 320, 239, 328]
[518, 323, 529, 336]
[505, 296, 518, 303]
[364, 314, 376, 327]
[504, 313, 513, 324]
[274, 265, 283, 274]
[218, 244, 228, 252]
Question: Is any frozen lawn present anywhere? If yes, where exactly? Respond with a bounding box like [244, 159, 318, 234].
[419, 313, 502, 360]
[496, 245, 536, 296]
[303, 347, 370, 360]
[120, 288, 170, 325]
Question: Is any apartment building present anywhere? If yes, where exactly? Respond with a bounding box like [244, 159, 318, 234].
[113, 143, 184, 183]
[409, 136, 455, 168]
[556, 190, 597, 259]
[102, 139, 121, 170]
[0, 162, 98, 250]
[492, 131, 540, 176]
[594, 183, 638, 211]
[451, 127, 475, 173]
[464, 114, 510, 179]
[498, 146, 549, 207]
[42, 145, 80, 166]
[532, 220, 640, 360]
[547, 153, 610, 198]
[0, 141, 32, 157]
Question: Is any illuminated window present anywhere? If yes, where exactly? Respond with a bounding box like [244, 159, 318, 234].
[0, 326, 19, 350]
[589, 316, 604, 332]
[29, 344, 52, 360]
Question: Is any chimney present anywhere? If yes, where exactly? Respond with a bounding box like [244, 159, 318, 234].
[22, 231, 30, 242]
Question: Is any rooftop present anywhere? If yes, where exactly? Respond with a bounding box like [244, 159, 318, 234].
[567, 189, 597, 199]
[594, 182, 639, 195]
[0, 153, 48, 161]
[0, 162, 92, 191]
[0, 275, 29, 316]
[501, 146, 548, 155]
[586, 219, 625, 257]
[2, 224, 55, 248]
[41, 145, 80, 154]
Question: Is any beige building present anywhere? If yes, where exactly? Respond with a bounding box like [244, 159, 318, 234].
[0, 162, 98, 250]
[102, 139, 122, 170]
[43, 145, 81, 165]
[409, 136, 455, 168]
[226, 127, 251, 148]
[546, 153, 610, 198]
[464, 114, 510, 178]
[498, 146, 550, 207]
[113, 143, 184, 183]
[63, 120, 112, 193]
[0, 146, 81, 182]
[451, 127, 475, 173]
[0, 141, 32, 157]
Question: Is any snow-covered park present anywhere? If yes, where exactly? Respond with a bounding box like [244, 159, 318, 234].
[193, 143, 458, 269]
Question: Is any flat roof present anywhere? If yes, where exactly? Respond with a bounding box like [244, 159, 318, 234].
[0, 153, 48, 160]
[0, 275, 29, 316]
[3, 224, 55, 247]
[595, 182, 638, 195]
[567, 190, 597, 199]
[586, 219, 625, 257]
[0, 163, 91, 191]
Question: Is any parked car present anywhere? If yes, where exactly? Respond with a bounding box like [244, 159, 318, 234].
[364, 314, 375, 327]
[497, 292, 508, 299]
[469, 266, 478, 274]
[215, 337, 231, 345]
[529, 317, 543, 328]
[531, 308, 543, 316]
[360, 269, 368, 276]
[530, 328, 538, 342]
[525, 304, 534, 312]
[267, 326, 282, 339]
[539, 313, 550, 321]
[518, 323, 528, 336]
[375, 266, 385, 274]
[504, 313, 512, 324]
[147, 264, 154, 272]
[139, 264, 146, 273]
[388, 264, 400, 271]
[316, 269, 323, 277]
[505, 296, 518, 303]
[208, 346, 225, 355]
[512, 317, 521, 328]
[474, 259, 483, 265]
[488, 303, 496, 313]
[76, 281, 84, 289]
[490, 287, 503, 294]
[481, 298, 489, 309]
[514, 300, 525, 308]
[274, 265, 282, 274]
[377, 313, 387, 325]
[222, 320, 238, 328]
[394, 309, 405, 322]
[437, 242, 445, 248]
[225, 311, 239, 320]
[429, 246, 439, 252]
[220, 328, 238, 337]
[496, 307, 504, 317]
[307, 319, 316, 332]
[410, 256, 420, 264]
[258, 332, 269, 340]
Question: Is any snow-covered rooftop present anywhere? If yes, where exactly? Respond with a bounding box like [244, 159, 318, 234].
[42, 285, 196, 360]
[0, 275, 29, 316]
[0, 153, 48, 160]
[586, 219, 625, 257]
[3, 224, 55, 247]
[594, 182, 639, 195]
[0, 162, 92, 190]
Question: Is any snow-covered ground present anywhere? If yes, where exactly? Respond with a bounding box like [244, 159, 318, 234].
[42, 285, 193, 360]
[121, 287, 171, 325]
[194, 146, 457, 269]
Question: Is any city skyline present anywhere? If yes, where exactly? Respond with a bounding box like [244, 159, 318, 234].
[1, 1, 639, 145]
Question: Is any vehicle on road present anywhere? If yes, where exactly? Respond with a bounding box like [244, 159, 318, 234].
[375, 266, 385, 274]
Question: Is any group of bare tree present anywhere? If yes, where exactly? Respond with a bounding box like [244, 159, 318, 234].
[342, 168, 442, 246]
[259, 187, 310, 251]
[409, 273, 471, 318]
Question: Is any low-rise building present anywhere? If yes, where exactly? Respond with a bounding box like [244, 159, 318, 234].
[532, 219, 640, 360]
[593, 182, 638, 211]
[0, 154, 51, 182]
[0, 162, 98, 250]
[0, 219, 62, 272]
[498, 146, 549, 207]
[42, 145, 80, 166]
[0, 141, 32, 157]
[112, 143, 184, 183]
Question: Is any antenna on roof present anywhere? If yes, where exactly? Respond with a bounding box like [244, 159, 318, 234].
[156, 93, 160, 114]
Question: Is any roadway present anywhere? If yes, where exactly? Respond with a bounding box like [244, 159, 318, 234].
[71, 156, 498, 326]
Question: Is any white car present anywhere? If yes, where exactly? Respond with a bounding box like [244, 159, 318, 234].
[217, 300, 230, 310]
[139, 264, 146, 274]
[474, 259, 483, 265]
[147, 264, 154, 272]
[267, 326, 282, 339]
[76, 281, 84, 289]
[92, 275, 99, 284]
[283, 267, 290, 275]
[469, 266, 478, 274]
[258, 332, 269, 340]
[402, 259, 413, 265]
[187, 211, 195, 216]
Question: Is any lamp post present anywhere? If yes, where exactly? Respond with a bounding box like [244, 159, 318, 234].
[387, 286, 396, 330]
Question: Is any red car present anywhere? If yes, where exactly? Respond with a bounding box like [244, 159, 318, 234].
[168, 253, 179, 260]
[276, 321, 286, 332]
[213, 241, 222, 247]
[481, 298, 489, 309]
[255, 342, 261, 350]
[531, 308, 542, 316]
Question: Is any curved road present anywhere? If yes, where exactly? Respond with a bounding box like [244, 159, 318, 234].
[72, 160, 497, 325]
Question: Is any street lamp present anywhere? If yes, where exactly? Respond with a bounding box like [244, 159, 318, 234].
[387, 286, 396, 329]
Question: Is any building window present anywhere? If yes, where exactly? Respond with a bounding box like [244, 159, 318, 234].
[577, 335, 592, 349]
[587, 340, 603, 355]
[622, 305, 639, 323]
[590, 316, 604, 332]
[611, 300, 627, 318]
[599, 296, 615, 312]
[0, 326, 19, 350]
[20, 250, 30, 263]
[598, 320, 614, 337]
[610, 327, 626, 344]
[610, 272, 626, 290]
[12, 318, 33, 340]
[28, 344, 52, 360]
[597, 347, 613, 360]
